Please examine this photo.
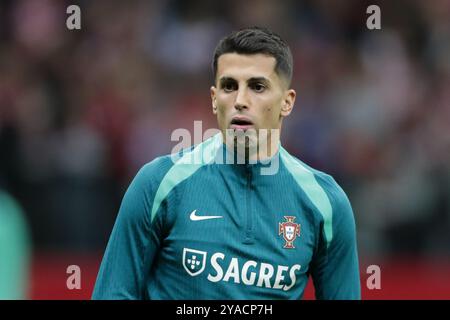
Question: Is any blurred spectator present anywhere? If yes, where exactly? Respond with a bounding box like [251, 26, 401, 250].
[0, 190, 31, 299]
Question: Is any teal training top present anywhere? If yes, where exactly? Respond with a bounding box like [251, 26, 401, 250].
[92, 133, 360, 300]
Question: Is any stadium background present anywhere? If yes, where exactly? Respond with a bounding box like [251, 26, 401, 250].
[0, 0, 449, 299]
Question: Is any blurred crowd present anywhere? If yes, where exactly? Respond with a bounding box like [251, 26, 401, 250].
[0, 0, 449, 259]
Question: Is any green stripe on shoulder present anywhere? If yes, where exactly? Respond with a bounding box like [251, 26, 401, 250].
[280, 147, 333, 247]
[150, 133, 223, 222]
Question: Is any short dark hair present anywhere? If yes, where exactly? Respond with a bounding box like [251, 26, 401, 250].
[212, 27, 293, 86]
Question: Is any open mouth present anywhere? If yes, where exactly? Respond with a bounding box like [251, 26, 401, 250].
[230, 117, 254, 130]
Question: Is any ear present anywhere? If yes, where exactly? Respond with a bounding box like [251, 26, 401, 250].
[280, 89, 296, 117]
[210, 86, 218, 115]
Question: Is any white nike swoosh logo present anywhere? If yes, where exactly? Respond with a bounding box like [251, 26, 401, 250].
[189, 210, 223, 221]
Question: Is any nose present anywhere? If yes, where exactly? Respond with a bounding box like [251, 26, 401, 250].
[234, 87, 249, 111]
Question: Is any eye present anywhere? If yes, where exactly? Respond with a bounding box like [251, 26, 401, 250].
[222, 82, 237, 93]
[250, 83, 266, 93]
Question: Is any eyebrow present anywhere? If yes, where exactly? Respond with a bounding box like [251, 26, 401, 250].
[219, 76, 270, 85]
[247, 77, 270, 84]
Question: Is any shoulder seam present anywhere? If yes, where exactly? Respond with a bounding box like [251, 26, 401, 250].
[150, 133, 222, 222]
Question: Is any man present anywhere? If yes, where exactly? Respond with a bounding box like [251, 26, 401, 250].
[92, 27, 361, 300]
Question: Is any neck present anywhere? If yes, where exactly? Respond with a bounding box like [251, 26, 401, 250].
[222, 129, 280, 163]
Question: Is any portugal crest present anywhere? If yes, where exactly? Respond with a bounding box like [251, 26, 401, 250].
[279, 216, 301, 249]
[182, 248, 207, 276]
